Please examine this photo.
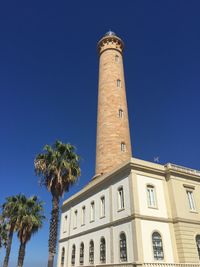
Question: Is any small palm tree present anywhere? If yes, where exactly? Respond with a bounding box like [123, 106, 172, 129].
[1, 195, 23, 267]
[16, 195, 45, 267]
[34, 140, 81, 267]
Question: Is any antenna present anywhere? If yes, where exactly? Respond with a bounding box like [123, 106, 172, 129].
[154, 156, 159, 163]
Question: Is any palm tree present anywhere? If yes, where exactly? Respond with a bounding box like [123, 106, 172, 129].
[0, 217, 7, 249]
[16, 195, 45, 267]
[1, 195, 23, 267]
[34, 140, 81, 267]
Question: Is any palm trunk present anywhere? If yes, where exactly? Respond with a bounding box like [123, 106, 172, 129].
[48, 252, 54, 267]
[17, 242, 26, 267]
[47, 196, 60, 267]
[3, 225, 14, 267]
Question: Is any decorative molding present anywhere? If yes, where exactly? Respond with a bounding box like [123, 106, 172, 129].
[59, 212, 200, 243]
[183, 184, 195, 190]
[61, 158, 200, 212]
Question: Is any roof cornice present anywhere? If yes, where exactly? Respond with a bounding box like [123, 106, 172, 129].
[61, 158, 200, 210]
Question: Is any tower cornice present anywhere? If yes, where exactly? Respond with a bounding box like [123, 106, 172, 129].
[97, 35, 124, 55]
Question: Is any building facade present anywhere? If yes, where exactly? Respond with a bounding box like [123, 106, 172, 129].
[57, 32, 200, 267]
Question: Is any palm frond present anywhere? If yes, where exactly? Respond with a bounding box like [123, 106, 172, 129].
[34, 140, 81, 198]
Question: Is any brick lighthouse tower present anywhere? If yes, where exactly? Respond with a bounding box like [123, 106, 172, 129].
[95, 31, 132, 177]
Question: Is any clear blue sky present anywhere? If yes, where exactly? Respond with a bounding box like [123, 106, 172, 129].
[0, 1, 200, 266]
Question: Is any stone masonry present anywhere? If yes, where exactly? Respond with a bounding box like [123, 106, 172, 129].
[95, 32, 132, 176]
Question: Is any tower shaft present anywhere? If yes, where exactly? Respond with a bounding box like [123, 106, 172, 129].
[95, 32, 132, 176]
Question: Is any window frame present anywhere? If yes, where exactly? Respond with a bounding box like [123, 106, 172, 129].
[119, 232, 128, 262]
[100, 196, 105, 218]
[119, 109, 123, 118]
[196, 235, 200, 259]
[121, 142, 126, 152]
[63, 215, 68, 233]
[73, 210, 78, 229]
[71, 244, 76, 266]
[118, 186, 125, 211]
[146, 184, 157, 209]
[90, 201, 95, 222]
[61, 247, 65, 267]
[100, 237, 106, 263]
[187, 190, 196, 212]
[89, 240, 94, 264]
[115, 54, 119, 62]
[152, 231, 164, 261]
[117, 79, 121, 88]
[81, 206, 86, 226]
[79, 242, 84, 265]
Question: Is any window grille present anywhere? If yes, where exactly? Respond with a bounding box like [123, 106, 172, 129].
[120, 233, 127, 262]
[80, 243, 84, 265]
[71, 245, 76, 266]
[89, 240, 94, 264]
[196, 235, 200, 259]
[61, 247, 65, 266]
[152, 232, 164, 260]
[100, 238, 106, 263]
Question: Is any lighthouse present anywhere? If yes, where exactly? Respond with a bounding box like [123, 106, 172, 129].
[95, 31, 132, 177]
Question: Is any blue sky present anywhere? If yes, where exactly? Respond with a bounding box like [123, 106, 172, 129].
[0, 1, 200, 266]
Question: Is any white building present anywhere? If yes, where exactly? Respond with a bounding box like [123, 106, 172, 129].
[57, 32, 200, 267]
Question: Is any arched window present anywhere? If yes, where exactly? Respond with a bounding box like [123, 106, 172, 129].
[121, 142, 126, 152]
[152, 232, 164, 260]
[117, 79, 121, 87]
[120, 233, 127, 262]
[74, 210, 77, 228]
[100, 196, 105, 218]
[100, 237, 106, 263]
[118, 186, 125, 210]
[196, 235, 200, 259]
[115, 55, 119, 62]
[61, 247, 65, 266]
[89, 240, 94, 264]
[80, 242, 84, 265]
[71, 245, 76, 266]
[81, 206, 86, 226]
[119, 109, 123, 118]
[90, 201, 95, 222]
[63, 215, 67, 233]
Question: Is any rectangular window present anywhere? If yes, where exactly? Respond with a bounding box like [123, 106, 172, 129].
[90, 201, 95, 222]
[118, 187, 124, 210]
[121, 142, 126, 152]
[74, 210, 77, 228]
[147, 185, 156, 208]
[187, 190, 196, 211]
[100, 196, 105, 218]
[81, 206, 85, 225]
[117, 79, 121, 87]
